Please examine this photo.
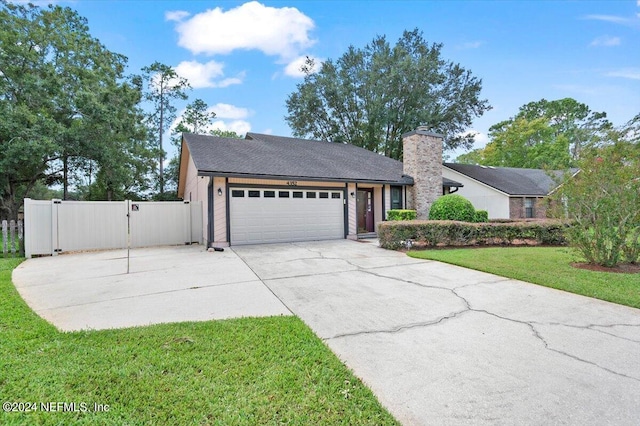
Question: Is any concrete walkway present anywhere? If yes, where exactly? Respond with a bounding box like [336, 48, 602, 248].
[233, 240, 640, 426]
[12, 245, 291, 330]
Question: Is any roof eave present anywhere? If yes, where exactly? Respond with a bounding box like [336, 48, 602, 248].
[196, 171, 414, 186]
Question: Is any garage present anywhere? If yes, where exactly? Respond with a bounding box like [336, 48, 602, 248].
[229, 187, 345, 245]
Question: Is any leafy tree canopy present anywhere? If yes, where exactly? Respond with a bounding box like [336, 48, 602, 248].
[550, 116, 640, 266]
[285, 29, 491, 160]
[456, 98, 612, 168]
[0, 0, 152, 217]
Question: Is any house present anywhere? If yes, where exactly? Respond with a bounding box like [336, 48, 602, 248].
[442, 163, 574, 219]
[178, 127, 461, 247]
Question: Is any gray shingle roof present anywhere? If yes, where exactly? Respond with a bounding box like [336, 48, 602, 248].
[183, 132, 414, 184]
[183, 132, 464, 187]
[444, 163, 571, 195]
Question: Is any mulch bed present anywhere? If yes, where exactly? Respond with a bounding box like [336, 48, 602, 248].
[571, 263, 640, 274]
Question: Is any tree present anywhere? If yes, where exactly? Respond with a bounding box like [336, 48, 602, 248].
[459, 98, 612, 168]
[81, 77, 156, 201]
[164, 98, 238, 197]
[551, 117, 639, 267]
[177, 98, 215, 134]
[285, 29, 491, 160]
[455, 148, 485, 165]
[0, 1, 151, 218]
[141, 62, 190, 197]
[210, 129, 243, 139]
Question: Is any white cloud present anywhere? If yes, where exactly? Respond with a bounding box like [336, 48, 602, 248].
[589, 35, 621, 47]
[211, 103, 250, 119]
[462, 130, 489, 148]
[284, 55, 322, 78]
[606, 68, 640, 80]
[174, 60, 244, 89]
[582, 14, 640, 28]
[583, 14, 629, 24]
[173, 1, 315, 59]
[165, 10, 190, 22]
[211, 120, 252, 136]
[456, 41, 483, 50]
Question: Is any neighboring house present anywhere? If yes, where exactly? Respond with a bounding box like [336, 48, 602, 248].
[442, 163, 574, 219]
[178, 128, 462, 247]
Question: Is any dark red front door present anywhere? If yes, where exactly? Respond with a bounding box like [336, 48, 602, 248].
[356, 189, 374, 233]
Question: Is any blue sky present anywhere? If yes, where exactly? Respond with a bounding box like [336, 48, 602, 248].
[45, 1, 640, 159]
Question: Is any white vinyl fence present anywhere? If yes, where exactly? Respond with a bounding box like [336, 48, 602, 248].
[24, 199, 202, 258]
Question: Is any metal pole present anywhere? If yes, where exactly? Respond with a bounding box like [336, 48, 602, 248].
[127, 201, 130, 274]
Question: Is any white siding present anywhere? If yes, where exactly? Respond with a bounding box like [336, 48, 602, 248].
[442, 167, 510, 219]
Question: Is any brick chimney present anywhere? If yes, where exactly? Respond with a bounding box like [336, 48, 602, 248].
[402, 127, 443, 219]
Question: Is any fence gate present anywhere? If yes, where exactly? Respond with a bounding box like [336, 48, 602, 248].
[24, 199, 203, 258]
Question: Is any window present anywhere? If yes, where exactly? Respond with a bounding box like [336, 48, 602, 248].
[231, 190, 244, 197]
[525, 198, 535, 218]
[279, 191, 290, 198]
[331, 192, 341, 199]
[293, 191, 303, 198]
[391, 186, 403, 210]
[319, 192, 329, 199]
[248, 190, 260, 198]
[264, 191, 275, 198]
[306, 192, 316, 198]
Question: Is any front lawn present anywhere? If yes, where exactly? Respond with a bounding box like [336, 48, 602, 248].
[0, 258, 397, 425]
[408, 247, 640, 309]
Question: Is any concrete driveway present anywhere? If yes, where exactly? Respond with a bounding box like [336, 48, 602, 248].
[13, 240, 640, 425]
[233, 240, 640, 426]
[12, 245, 291, 330]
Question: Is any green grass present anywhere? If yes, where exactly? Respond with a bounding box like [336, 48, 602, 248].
[408, 247, 640, 309]
[0, 259, 398, 425]
[0, 234, 21, 258]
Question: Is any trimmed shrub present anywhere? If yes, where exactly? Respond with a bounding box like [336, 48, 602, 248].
[378, 220, 569, 250]
[386, 209, 417, 221]
[474, 210, 489, 223]
[429, 194, 476, 222]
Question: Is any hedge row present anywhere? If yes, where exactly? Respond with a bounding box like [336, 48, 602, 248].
[386, 209, 417, 221]
[378, 219, 569, 250]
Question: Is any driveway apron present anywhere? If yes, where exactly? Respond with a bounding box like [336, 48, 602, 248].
[233, 240, 640, 426]
[12, 245, 291, 331]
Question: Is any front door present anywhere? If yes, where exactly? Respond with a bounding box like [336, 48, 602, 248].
[356, 189, 374, 233]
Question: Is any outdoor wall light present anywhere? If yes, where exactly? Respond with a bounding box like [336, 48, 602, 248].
[350, 191, 355, 198]
[217, 188, 223, 196]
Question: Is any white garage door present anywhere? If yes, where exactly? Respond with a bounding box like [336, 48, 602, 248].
[230, 188, 345, 245]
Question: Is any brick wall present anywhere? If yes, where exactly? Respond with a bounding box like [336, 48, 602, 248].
[402, 128, 443, 219]
[509, 197, 548, 219]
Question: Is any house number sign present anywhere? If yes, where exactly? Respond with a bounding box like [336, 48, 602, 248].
[286, 181, 298, 186]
